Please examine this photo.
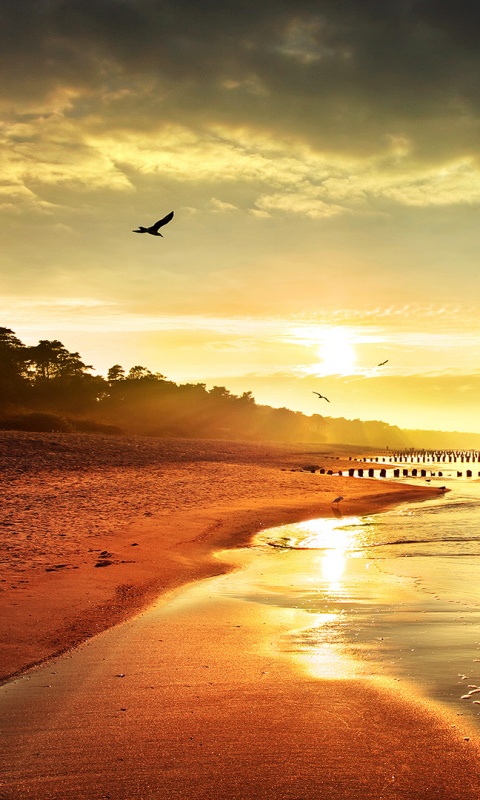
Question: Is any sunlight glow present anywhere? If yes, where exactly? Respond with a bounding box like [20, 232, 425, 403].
[292, 615, 360, 679]
[279, 517, 365, 680]
[317, 328, 357, 375]
[295, 518, 354, 590]
[281, 516, 361, 591]
[294, 516, 360, 550]
[288, 325, 360, 376]
[321, 548, 347, 589]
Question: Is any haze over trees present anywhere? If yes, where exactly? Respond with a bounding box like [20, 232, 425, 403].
[1, 327, 479, 450]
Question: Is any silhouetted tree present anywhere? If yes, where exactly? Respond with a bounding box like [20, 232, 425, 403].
[23, 339, 104, 413]
[26, 340, 93, 382]
[125, 366, 166, 382]
[107, 364, 125, 382]
[0, 327, 29, 407]
[127, 365, 153, 380]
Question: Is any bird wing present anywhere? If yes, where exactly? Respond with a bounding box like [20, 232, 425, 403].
[378, 359, 389, 366]
[151, 211, 174, 232]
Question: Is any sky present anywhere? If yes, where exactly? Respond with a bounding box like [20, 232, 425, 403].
[2, 0, 480, 434]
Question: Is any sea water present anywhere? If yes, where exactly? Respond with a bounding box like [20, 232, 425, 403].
[219, 461, 480, 729]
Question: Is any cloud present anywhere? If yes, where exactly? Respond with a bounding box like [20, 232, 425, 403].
[2, 0, 480, 163]
[209, 198, 238, 213]
[275, 15, 350, 65]
[0, 113, 132, 212]
[4, 107, 480, 220]
[255, 191, 346, 219]
[5, 297, 479, 335]
[3, 1, 480, 220]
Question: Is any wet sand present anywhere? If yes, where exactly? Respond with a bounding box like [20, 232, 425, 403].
[0, 431, 440, 682]
[2, 544, 480, 799]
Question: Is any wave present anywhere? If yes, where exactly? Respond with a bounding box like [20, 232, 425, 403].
[371, 535, 480, 547]
[265, 535, 480, 552]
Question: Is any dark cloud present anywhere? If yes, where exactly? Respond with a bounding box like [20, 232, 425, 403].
[414, 0, 480, 48]
[1, 0, 480, 158]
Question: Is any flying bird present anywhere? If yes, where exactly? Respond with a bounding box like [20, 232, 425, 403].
[312, 391, 330, 402]
[133, 211, 174, 236]
[377, 359, 389, 366]
[331, 496, 344, 504]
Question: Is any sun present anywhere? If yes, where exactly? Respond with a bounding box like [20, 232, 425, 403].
[288, 323, 359, 377]
[317, 328, 357, 375]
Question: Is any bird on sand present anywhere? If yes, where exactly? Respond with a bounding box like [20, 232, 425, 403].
[331, 496, 344, 504]
[377, 359, 389, 366]
[312, 391, 330, 402]
[133, 211, 174, 236]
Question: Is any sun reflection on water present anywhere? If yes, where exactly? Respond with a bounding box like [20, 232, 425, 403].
[255, 516, 368, 679]
[288, 613, 361, 680]
[283, 517, 364, 594]
[321, 547, 346, 589]
[284, 516, 361, 551]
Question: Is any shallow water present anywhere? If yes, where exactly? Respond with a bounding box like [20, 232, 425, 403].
[216, 464, 480, 728]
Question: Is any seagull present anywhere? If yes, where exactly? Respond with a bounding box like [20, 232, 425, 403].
[331, 496, 344, 504]
[377, 359, 389, 366]
[133, 211, 174, 236]
[312, 391, 330, 403]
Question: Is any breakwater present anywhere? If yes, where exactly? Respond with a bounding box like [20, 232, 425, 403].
[363, 449, 480, 464]
[299, 449, 480, 479]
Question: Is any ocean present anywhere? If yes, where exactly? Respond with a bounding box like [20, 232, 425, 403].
[217, 457, 480, 729]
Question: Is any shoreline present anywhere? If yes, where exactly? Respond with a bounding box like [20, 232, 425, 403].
[4, 433, 480, 799]
[1, 433, 441, 682]
[3, 483, 480, 800]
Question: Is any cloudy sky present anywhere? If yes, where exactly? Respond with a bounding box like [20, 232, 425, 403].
[2, 0, 480, 433]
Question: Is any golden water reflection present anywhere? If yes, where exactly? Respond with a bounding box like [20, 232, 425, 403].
[290, 516, 360, 548]
[281, 515, 365, 593]
[287, 612, 362, 680]
[257, 515, 369, 679]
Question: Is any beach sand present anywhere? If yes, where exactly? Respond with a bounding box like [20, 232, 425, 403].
[3, 431, 480, 800]
[0, 431, 439, 683]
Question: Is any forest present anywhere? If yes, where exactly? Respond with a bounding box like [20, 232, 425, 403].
[2, 327, 479, 450]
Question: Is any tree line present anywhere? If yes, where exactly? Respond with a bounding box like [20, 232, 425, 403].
[0, 326, 326, 441]
[2, 326, 480, 449]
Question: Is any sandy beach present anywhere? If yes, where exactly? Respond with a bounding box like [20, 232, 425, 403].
[3, 431, 480, 799]
[0, 430, 441, 683]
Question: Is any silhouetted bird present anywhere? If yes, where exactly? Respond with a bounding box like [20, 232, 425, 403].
[312, 391, 330, 402]
[331, 496, 344, 504]
[133, 211, 174, 236]
[377, 359, 389, 366]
